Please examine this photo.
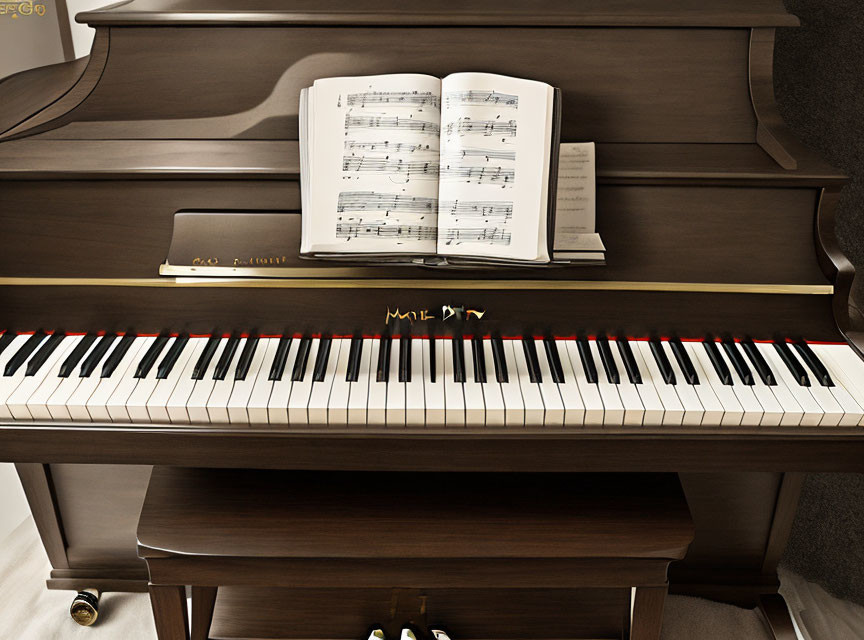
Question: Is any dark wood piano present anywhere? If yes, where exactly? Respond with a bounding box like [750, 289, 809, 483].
[1, 1, 861, 638]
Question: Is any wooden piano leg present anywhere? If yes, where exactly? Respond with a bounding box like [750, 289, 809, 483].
[191, 586, 217, 640]
[630, 586, 667, 640]
[149, 584, 189, 640]
[758, 594, 799, 640]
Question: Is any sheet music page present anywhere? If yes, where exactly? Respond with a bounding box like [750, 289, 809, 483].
[303, 74, 441, 254]
[437, 73, 553, 262]
[553, 142, 597, 250]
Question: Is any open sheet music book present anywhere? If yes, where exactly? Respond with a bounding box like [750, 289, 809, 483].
[299, 72, 562, 265]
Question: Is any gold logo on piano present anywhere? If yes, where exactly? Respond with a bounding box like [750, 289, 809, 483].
[232, 256, 289, 267]
[385, 305, 485, 325]
[1, 1, 47, 18]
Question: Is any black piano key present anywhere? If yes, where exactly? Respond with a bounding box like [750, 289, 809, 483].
[58, 333, 98, 378]
[0, 332, 17, 358]
[292, 337, 313, 382]
[134, 334, 170, 378]
[193, 335, 222, 380]
[648, 339, 675, 385]
[269, 335, 292, 381]
[472, 336, 486, 384]
[376, 336, 391, 383]
[452, 337, 466, 383]
[490, 336, 508, 383]
[616, 338, 642, 384]
[577, 337, 598, 384]
[793, 341, 834, 387]
[543, 337, 564, 383]
[80, 334, 116, 377]
[741, 339, 776, 386]
[213, 335, 240, 380]
[774, 341, 810, 386]
[721, 338, 753, 385]
[313, 337, 332, 382]
[26, 332, 66, 376]
[399, 336, 411, 383]
[346, 337, 363, 382]
[596, 337, 619, 385]
[428, 338, 437, 383]
[702, 339, 732, 385]
[669, 338, 699, 385]
[5, 331, 46, 376]
[156, 334, 189, 379]
[101, 334, 136, 378]
[234, 336, 259, 381]
[521, 337, 541, 383]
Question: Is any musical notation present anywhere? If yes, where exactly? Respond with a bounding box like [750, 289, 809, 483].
[440, 165, 514, 186]
[345, 115, 440, 135]
[445, 90, 519, 109]
[336, 222, 438, 241]
[440, 200, 513, 220]
[452, 147, 516, 162]
[344, 141, 437, 154]
[445, 117, 517, 137]
[342, 157, 439, 179]
[337, 191, 438, 215]
[442, 227, 512, 246]
[344, 91, 441, 109]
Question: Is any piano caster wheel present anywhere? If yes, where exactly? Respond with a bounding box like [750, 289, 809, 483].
[70, 588, 100, 626]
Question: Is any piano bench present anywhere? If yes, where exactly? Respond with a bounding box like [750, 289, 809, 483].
[137, 469, 694, 640]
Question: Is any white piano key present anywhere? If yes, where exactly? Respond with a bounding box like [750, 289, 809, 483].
[676, 342, 723, 425]
[812, 344, 864, 426]
[735, 343, 784, 426]
[185, 337, 227, 425]
[422, 339, 445, 427]
[622, 340, 665, 426]
[147, 337, 205, 424]
[512, 339, 544, 426]
[386, 338, 406, 427]
[589, 340, 625, 426]
[551, 340, 584, 427]
[480, 340, 506, 427]
[308, 339, 340, 425]
[786, 344, 844, 426]
[533, 338, 563, 426]
[246, 339, 279, 425]
[0, 335, 32, 419]
[267, 338, 300, 425]
[206, 337, 245, 424]
[745, 342, 803, 426]
[366, 339, 387, 426]
[713, 343, 765, 427]
[348, 338, 373, 425]
[26, 336, 84, 421]
[227, 337, 272, 425]
[405, 338, 425, 426]
[758, 342, 823, 426]
[443, 338, 465, 427]
[46, 337, 104, 421]
[13, 337, 79, 421]
[104, 336, 156, 423]
[499, 339, 525, 427]
[68, 338, 131, 422]
[165, 339, 210, 424]
[661, 341, 704, 426]
[608, 339, 644, 426]
[634, 341, 683, 426]
[126, 337, 178, 423]
[87, 337, 150, 423]
[288, 338, 320, 425]
[327, 339, 352, 425]
[564, 341, 604, 426]
[688, 342, 743, 427]
[463, 338, 487, 426]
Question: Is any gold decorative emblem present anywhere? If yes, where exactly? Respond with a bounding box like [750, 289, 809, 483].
[0, 2, 47, 18]
[385, 305, 485, 324]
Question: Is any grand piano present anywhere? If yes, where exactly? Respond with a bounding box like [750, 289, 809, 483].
[0, 1, 861, 638]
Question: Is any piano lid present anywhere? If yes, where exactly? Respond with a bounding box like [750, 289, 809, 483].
[77, 0, 799, 28]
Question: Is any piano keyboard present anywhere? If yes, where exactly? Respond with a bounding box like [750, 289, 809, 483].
[0, 331, 863, 428]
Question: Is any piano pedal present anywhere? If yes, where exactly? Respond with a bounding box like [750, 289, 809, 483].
[69, 588, 100, 626]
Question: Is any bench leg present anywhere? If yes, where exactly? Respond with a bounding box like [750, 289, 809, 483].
[149, 585, 189, 640]
[192, 586, 218, 640]
[630, 586, 667, 640]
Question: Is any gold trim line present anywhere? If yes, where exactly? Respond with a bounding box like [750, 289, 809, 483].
[0, 277, 834, 294]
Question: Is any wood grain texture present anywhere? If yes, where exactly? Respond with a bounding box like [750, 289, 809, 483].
[13, 464, 68, 569]
[760, 473, 805, 575]
[149, 584, 189, 640]
[750, 29, 797, 169]
[758, 594, 799, 640]
[191, 586, 217, 640]
[631, 586, 667, 640]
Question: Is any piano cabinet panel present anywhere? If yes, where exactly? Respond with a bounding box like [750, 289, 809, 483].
[0, 181, 826, 285]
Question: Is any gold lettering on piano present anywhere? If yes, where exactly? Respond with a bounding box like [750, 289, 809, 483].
[0, 2, 47, 18]
[191, 257, 220, 266]
[385, 305, 485, 325]
[232, 256, 290, 267]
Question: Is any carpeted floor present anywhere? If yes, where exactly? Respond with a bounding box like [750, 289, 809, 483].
[772, 0, 864, 609]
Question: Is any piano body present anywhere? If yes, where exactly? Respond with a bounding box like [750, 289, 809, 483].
[0, 1, 862, 637]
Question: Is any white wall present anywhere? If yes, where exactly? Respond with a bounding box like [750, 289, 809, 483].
[66, 0, 108, 58]
[0, 464, 29, 542]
